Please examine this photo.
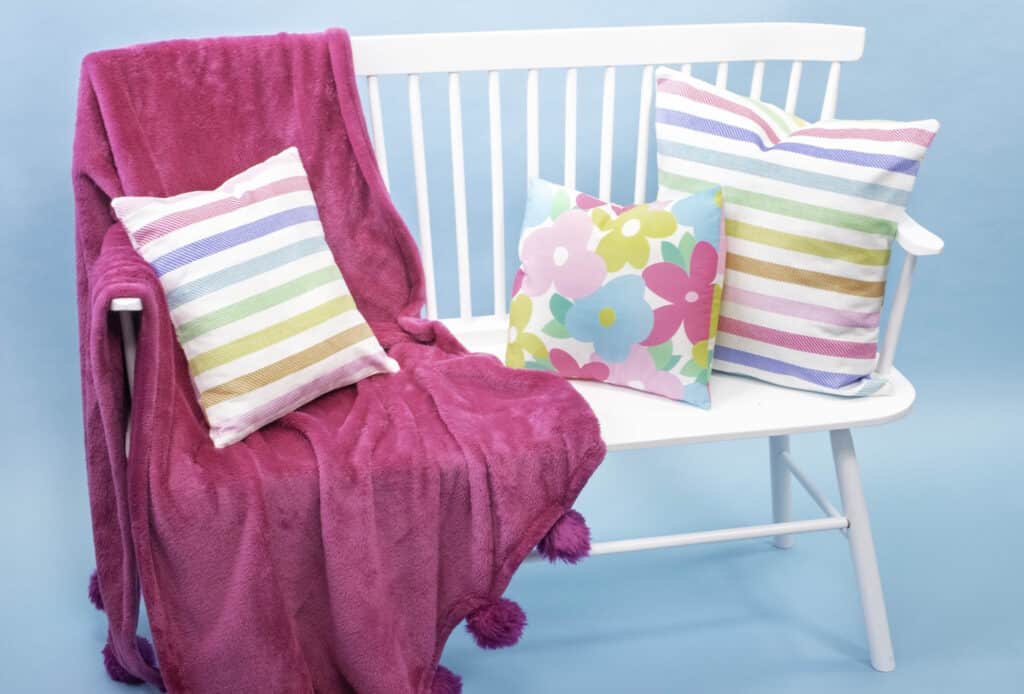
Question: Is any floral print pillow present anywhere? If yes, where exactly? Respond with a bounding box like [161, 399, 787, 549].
[506, 179, 725, 408]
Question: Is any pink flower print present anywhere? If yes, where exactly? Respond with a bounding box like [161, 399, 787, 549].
[607, 345, 683, 400]
[640, 241, 719, 346]
[575, 192, 630, 214]
[549, 349, 610, 382]
[511, 266, 525, 295]
[520, 209, 607, 299]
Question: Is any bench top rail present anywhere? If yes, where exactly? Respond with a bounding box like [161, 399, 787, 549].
[351, 23, 866, 75]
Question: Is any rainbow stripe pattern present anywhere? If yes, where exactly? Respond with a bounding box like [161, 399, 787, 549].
[654, 67, 938, 395]
[112, 147, 398, 447]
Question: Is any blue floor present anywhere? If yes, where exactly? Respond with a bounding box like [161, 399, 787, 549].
[3, 378, 1021, 693]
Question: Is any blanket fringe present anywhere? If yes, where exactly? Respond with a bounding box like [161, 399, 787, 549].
[537, 509, 591, 564]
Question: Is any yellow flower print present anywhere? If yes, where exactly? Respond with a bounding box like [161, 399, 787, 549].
[593, 205, 678, 272]
[505, 294, 549, 368]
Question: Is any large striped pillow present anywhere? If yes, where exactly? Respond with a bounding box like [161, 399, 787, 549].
[112, 147, 398, 447]
[655, 67, 938, 396]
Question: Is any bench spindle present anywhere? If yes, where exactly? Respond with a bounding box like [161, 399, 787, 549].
[407, 74, 438, 319]
[785, 61, 803, 113]
[447, 72, 472, 319]
[366, 75, 390, 189]
[749, 61, 765, 100]
[488, 70, 506, 316]
[820, 61, 841, 121]
[599, 66, 616, 200]
[633, 65, 654, 203]
[715, 62, 729, 88]
[526, 69, 539, 180]
[564, 67, 578, 190]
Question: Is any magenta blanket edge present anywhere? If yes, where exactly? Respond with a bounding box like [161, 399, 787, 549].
[73, 28, 606, 693]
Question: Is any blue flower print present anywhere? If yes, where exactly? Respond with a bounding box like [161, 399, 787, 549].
[565, 275, 654, 363]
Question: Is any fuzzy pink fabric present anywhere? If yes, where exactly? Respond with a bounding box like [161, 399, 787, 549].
[73, 29, 605, 693]
[537, 509, 592, 564]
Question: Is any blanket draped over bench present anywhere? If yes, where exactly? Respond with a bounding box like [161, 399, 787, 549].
[73, 28, 605, 693]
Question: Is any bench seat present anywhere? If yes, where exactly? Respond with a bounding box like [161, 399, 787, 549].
[444, 316, 915, 451]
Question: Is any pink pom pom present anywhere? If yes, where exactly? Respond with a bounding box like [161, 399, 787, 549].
[537, 509, 591, 564]
[465, 598, 526, 649]
[88, 571, 104, 611]
[431, 664, 463, 694]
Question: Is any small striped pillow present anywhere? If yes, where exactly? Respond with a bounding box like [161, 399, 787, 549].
[655, 67, 938, 396]
[112, 147, 398, 447]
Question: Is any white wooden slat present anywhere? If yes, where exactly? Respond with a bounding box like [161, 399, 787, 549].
[352, 24, 866, 74]
[680, 64, 693, 76]
[407, 74, 438, 319]
[447, 72, 472, 319]
[633, 65, 654, 203]
[488, 71, 507, 317]
[564, 67, 578, 190]
[749, 60, 765, 99]
[785, 61, 803, 114]
[523, 516, 848, 562]
[598, 66, 616, 201]
[820, 61, 841, 121]
[715, 62, 729, 88]
[366, 76, 390, 189]
[526, 68, 539, 180]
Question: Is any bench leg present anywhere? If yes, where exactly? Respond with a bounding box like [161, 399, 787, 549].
[830, 428, 895, 672]
[769, 435, 793, 549]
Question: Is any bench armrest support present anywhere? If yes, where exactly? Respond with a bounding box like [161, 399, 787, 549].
[110, 298, 142, 451]
[876, 215, 943, 376]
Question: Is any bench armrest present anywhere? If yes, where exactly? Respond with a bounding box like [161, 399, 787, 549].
[111, 297, 143, 312]
[897, 214, 944, 256]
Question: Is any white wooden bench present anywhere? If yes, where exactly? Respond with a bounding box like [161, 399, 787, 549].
[111, 23, 945, 674]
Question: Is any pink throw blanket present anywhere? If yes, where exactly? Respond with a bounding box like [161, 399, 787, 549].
[73, 29, 605, 693]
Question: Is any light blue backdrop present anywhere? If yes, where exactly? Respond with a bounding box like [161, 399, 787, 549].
[1, 1, 1021, 692]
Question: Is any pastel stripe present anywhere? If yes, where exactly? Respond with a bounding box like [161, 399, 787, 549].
[659, 172, 896, 237]
[718, 316, 877, 359]
[747, 97, 796, 137]
[658, 140, 910, 205]
[176, 265, 341, 343]
[792, 126, 936, 148]
[723, 286, 880, 329]
[166, 236, 329, 309]
[199, 323, 375, 409]
[151, 205, 319, 276]
[726, 254, 886, 298]
[215, 353, 389, 442]
[656, 109, 922, 175]
[189, 295, 356, 376]
[725, 220, 891, 266]
[131, 176, 310, 247]
[657, 78, 782, 143]
[714, 345, 865, 390]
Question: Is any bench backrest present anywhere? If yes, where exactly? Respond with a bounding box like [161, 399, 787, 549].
[350, 23, 866, 322]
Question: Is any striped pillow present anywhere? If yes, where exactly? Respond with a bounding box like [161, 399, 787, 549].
[655, 67, 938, 396]
[112, 147, 398, 447]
